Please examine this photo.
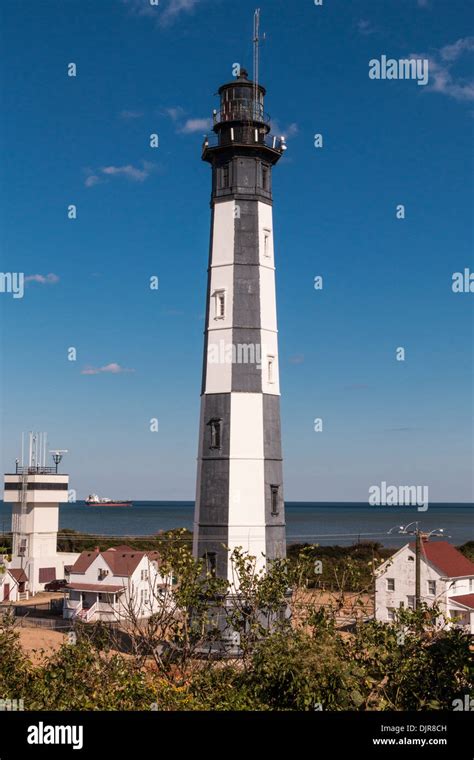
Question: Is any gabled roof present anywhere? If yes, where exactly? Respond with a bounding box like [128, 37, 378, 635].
[70, 545, 158, 578]
[70, 550, 100, 574]
[409, 541, 474, 578]
[8, 568, 28, 583]
[449, 593, 474, 610]
[100, 549, 144, 576]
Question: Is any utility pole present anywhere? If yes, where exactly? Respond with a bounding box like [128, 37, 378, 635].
[388, 523, 444, 612]
[415, 527, 422, 610]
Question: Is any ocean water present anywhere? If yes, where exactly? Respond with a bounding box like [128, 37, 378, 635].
[0, 501, 472, 548]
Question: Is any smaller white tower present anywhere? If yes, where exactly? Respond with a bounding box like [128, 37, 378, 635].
[3, 433, 75, 595]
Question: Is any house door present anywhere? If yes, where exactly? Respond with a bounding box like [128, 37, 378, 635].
[3, 584, 10, 601]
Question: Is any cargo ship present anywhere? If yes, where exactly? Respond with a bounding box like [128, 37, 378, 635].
[85, 493, 133, 507]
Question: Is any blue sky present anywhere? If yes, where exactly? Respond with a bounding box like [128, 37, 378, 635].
[0, 0, 472, 502]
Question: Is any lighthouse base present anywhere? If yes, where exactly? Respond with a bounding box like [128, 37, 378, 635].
[192, 590, 292, 659]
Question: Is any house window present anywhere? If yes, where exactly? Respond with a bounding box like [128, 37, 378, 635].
[387, 608, 395, 621]
[387, 578, 395, 591]
[267, 355, 275, 384]
[208, 418, 222, 450]
[263, 229, 271, 258]
[140, 588, 149, 605]
[141, 569, 148, 581]
[262, 164, 269, 190]
[270, 485, 280, 516]
[407, 595, 415, 610]
[98, 568, 108, 581]
[214, 290, 226, 320]
[408, 555, 414, 561]
[427, 580, 436, 596]
[204, 552, 217, 578]
[470, 579, 473, 593]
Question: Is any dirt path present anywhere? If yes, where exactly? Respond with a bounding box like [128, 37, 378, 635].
[17, 626, 66, 665]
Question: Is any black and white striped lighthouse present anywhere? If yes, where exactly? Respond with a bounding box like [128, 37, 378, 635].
[193, 65, 287, 586]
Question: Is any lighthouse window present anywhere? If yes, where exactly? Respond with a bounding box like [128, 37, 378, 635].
[214, 290, 226, 319]
[222, 163, 229, 188]
[270, 485, 280, 516]
[208, 418, 222, 450]
[267, 355, 275, 383]
[263, 229, 271, 258]
[262, 164, 269, 190]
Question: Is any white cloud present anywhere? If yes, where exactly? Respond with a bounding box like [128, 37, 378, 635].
[357, 19, 376, 36]
[85, 174, 101, 187]
[101, 164, 149, 181]
[84, 161, 157, 187]
[412, 37, 474, 102]
[427, 58, 474, 101]
[81, 363, 135, 376]
[440, 36, 474, 62]
[164, 106, 186, 121]
[160, 0, 202, 26]
[122, 0, 204, 26]
[119, 109, 144, 120]
[25, 273, 59, 285]
[270, 120, 299, 139]
[177, 118, 211, 134]
[121, 0, 160, 18]
[162, 107, 210, 134]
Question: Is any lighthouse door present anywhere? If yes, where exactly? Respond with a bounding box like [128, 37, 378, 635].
[3, 583, 10, 601]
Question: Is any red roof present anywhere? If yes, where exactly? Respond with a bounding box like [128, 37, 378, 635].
[100, 549, 142, 576]
[9, 568, 28, 583]
[450, 594, 474, 610]
[66, 583, 124, 593]
[70, 546, 159, 578]
[70, 551, 99, 574]
[409, 541, 474, 578]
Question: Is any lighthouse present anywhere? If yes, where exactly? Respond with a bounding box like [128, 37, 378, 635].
[193, 63, 287, 586]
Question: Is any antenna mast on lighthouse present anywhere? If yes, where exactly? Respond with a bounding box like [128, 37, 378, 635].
[253, 8, 260, 119]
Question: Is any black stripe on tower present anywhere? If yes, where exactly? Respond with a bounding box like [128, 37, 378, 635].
[263, 394, 286, 560]
[195, 393, 230, 577]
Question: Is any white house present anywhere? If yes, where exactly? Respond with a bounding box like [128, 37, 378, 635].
[0, 559, 29, 603]
[375, 540, 474, 634]
[63, 545, 169, 622]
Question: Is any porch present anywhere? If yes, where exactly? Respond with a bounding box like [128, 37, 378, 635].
[64, 583, 124, 622]
[448, 593, 474, 634]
